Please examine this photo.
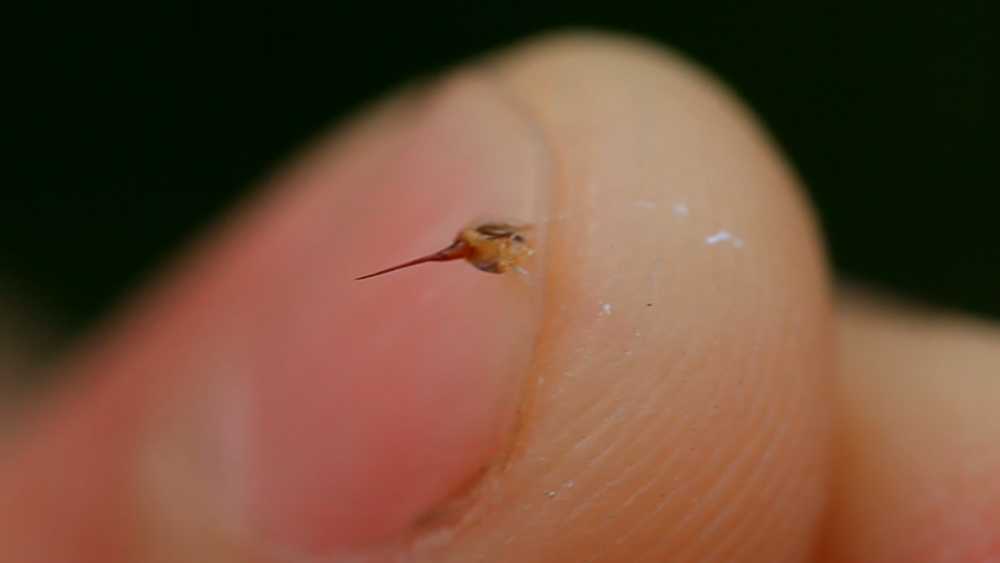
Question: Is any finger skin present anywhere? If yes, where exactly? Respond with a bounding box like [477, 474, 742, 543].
[0, 32, 835, 563]
[2, 76, 550, 561]
[824, 291, 1000, 563]
[432, 34, 834, 562]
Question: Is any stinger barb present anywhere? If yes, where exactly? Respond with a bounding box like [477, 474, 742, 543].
[355, 240, 471, 280]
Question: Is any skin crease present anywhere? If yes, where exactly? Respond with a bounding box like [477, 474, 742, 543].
[0, 32, 998, 563]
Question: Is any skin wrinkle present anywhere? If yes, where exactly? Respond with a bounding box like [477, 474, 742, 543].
[662, 376, 788, 562]
[607, 388, 729, 559]
[578, 347, 691, 481]
[713, 484, 778, 562]
[722, 412, 803, 561]
[630, 210, 820, 561]
[553, 338, 700, 530]
[725, 448, 801, 563]
[617, 427, 700, 524]
[601, 333, 747, 519]
[773, 361, 826, 562]
[596, 434, 724, 560]
[545, 355, 665, 457]
[612, 363, 795, 561]
[758, 328, 824, 560]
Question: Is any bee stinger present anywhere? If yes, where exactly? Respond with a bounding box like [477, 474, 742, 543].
[356, 221, 533, 280]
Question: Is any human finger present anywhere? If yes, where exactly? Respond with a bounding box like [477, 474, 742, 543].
[0, 32, 835, 563]
[823, 289, 1000, 563]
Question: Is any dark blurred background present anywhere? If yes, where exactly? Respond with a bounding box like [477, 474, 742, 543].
[2, 1, 999, 335]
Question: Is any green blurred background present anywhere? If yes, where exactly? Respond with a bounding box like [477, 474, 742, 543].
[3, 1, 999, 333]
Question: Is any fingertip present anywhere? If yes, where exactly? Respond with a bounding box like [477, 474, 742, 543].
[431, 31, 835, 562]
[825, 290, 1000, 563]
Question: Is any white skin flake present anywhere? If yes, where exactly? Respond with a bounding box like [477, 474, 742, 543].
[705, 230, 746, 247]
[706, 230, 733, 244]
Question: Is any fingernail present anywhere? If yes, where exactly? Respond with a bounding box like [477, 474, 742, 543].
[144, 72, 549, 558]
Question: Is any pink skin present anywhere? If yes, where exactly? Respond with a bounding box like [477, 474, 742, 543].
[245, 74, 546, 551]
[0, 72, 546, 559]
